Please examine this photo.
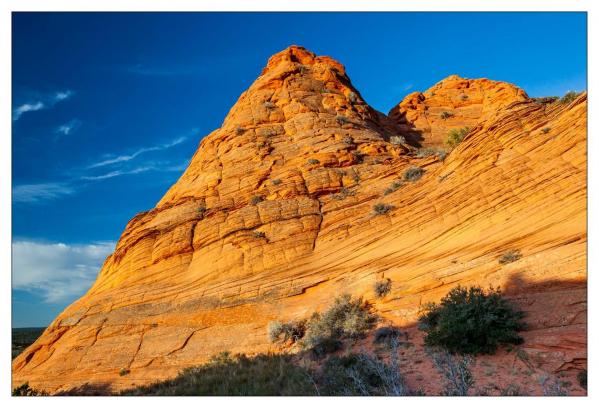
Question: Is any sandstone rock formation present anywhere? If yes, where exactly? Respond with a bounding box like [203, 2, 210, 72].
[389, 75, 529, 147]
[12, 46, 587, 394]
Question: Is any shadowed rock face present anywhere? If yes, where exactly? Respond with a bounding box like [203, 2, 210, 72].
[12, 46, 587, 394]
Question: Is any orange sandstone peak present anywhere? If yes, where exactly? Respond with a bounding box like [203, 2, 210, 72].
[12, 47, 587, 395]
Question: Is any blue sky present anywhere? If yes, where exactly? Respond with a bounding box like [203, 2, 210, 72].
[12, 12, 587, 327]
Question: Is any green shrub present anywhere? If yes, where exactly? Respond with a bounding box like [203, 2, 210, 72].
[342, 135, 354, 145]
[416, 147, 447, 160]
[301, 295, 376, 355]
[390, 135, 406, 145]
[430, 350, 474, 396]
[12, 382, 47, 396]
[560, 91, 580, 104]
[533, 96, 559, 104]
[119, 368, 130, 376]
[333, 186, 356, 200]
[403, 166, 424, 181]
[373, 279, 392, 298]
[372, 203, 394, 215]
[445, 126, 470, 149]
[307, 158, 320, 165]
[500, 383, 524, 396]
[384, 180, 404, 195]
[267, 320, 306, 344]
[250, 195, 264, 205]
[236, 127, 245, 135]
[460, 94, 468, 101]
[263, 101, 276, 109]
[121, 353, 317, 396]
[320, 353, 411, 396]
[541, 127, 551, 134]
[499, 249, 521, 264]
[271, 178, 282, 186]
[577, 370, 587, 390]
[418, 285, 526, 354]
[310, 338, 343, 359]
[336, 115, 350, 125]
[440, 111, 454, 120]
[347, 92, 358, 104]
[373, 326, 401, 346]
[253, 230, 266, 239]
[197, 205, 207, 218]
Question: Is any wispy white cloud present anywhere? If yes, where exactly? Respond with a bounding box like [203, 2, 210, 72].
[80, 166, 153, 180]
[54, 90, 74, 101]
[55, 119, 82, 137]
[86, 135, 190, 169]
[13, 102, 45, 121]
[403, 83, 414, 91]
[13, 89, 74, 121]
[12, 182, 75, 203]
[13, 130, 196, 204]
[12, 240, 115, 303]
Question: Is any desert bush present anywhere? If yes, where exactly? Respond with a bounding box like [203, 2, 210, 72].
[419, 285, 526, 354]
[236, 127, 245, 135]
[271, 178, 282, 186]
[373, 279, 392, 298]
[301, 295, 376, 355]
[403, 166, 424, 181]
[533, 96, 559, 104]
[440, 111, 454, 120]
[390, 135, 406, 145]
[384, 180, 404, 195]
[500, 383, 524, 396]
[249, 195, 264, 205]
[342, 135, 354, 145]
[498, 249, 522, 264]
[373, 326, 402, 346]
[263, 101, 276, 109]
[347, 92, 358, 103]
[307, 158, 320, 165]
[460, 94, 468, 101]
[268, 320, 307, 344]
[333, 186, 356, 200]
[541, 127, 551, 134]
[320, 351, 412, 396]
[310, 338, 343, 359]
[119, 368, 130, 376]
[416, 147, 447, 160]
[560, 91, 580, 104]
[121, 353, 318, 396]
[539, 374, 568, 396]
[445, 126, 470, 149]
[577, 369, 587, 390]
[12, 382, 47, 396]
[253, 231, 266, 239]
[336, 115, 350, 125]
[430, 350, 474, 396]
[372, 203, 394, 215]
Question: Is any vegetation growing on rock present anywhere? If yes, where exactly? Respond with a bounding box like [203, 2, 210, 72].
[445, 126, 470, 149]
[418, 285, 526, 354]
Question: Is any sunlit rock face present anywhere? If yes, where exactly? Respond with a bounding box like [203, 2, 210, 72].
[13, 46, 586, 394]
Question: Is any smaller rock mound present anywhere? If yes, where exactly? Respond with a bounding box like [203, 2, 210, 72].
[388, 75, 529, 147]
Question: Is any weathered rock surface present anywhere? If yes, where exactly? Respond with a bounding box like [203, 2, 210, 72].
[12, 46, 587, 394]
[389, 75, 529, 147]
